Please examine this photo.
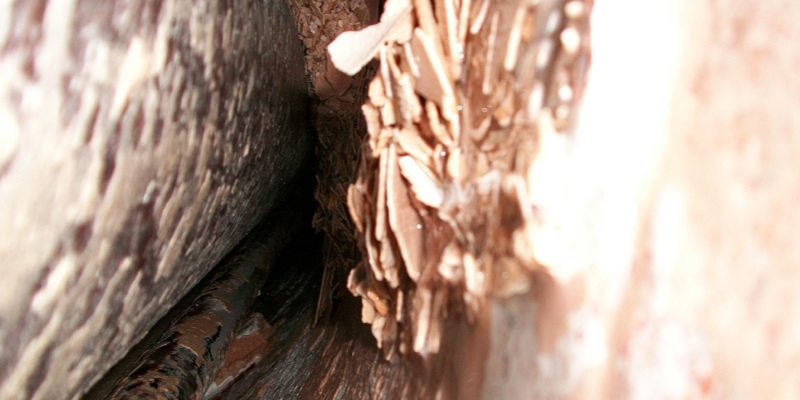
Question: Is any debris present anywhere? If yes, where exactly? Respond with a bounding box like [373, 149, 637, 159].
[330, 0, 593, 356]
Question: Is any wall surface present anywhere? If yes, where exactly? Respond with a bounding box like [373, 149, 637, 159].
[224, 1, 800, 399]
[0, 1, 310, 399]
[1, 0, 798, 398]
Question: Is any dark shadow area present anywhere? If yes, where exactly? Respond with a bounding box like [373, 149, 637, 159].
[85, 149, 320, 399]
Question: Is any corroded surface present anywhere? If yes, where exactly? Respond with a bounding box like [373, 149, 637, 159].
[110, 206, 302, 400]
[3, 0, 799, 398]
[215, 286, 487, 399]
[284, 0, 377, 323]
[0, 0, 309, 399]
[336, 0, 592, 357]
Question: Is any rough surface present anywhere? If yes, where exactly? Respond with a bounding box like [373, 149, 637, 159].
[284, 0, 378, 323]
[214, 0, 800, 398]
[2, 0, 798, 398]
[338, 0, 592, 358]
[109, 204, 303, 400]
[216, 273, 487, 400]
[0, 0, 309, 399]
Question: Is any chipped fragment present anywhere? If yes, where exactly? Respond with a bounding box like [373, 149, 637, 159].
[386, 145, 425, 282]
[328, 0, 413, 76]
[342, 0, 594, 357]
[398, 155, 443, 209]
[408, 28, 457, 121]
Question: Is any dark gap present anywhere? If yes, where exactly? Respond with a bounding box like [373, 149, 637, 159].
[85, 151, 324, 399]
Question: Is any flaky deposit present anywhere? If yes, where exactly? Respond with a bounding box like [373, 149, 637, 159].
[330, 0, 593, 356]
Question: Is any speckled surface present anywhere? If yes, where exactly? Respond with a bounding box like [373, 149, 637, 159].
[0, 0, 310, 398]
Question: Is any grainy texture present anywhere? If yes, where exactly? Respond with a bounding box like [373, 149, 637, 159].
[3, 0, 798, 398]
[337, 0, 592, 357]
[0, 0, 309, 399]
[216, 0, 799, 398]
[109, 207, 302, 400]
[284, 0, 377, 323]
[215, 284, 487, 399]
[307, 0, 800, 398]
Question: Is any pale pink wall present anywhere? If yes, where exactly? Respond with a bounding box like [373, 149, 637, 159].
[485, 1, 800, 398]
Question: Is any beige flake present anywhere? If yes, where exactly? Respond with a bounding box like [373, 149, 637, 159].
[386, 145, 425, 282]
[398, 155, 444, 209]
[342, 0, 593, 357]
[327, 0, 413, 76]
[408, 28, 457, 122]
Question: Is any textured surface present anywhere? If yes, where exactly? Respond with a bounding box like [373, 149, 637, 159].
[0, 0, 309, 399]
[215, 279, 487, 400]
[284, 0, 377, 323]
[2, 0, 798, 398]
[337, 0, 592, 358]
[109, 205, 304, 400]
[228, 0, 800, 398]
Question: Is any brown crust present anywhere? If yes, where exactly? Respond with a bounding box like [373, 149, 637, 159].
[331, 0, 593, 356]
